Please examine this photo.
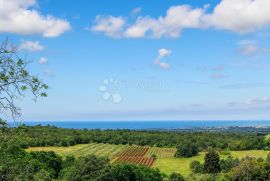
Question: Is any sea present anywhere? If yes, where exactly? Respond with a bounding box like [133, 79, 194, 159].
[8, 120, 270, 130]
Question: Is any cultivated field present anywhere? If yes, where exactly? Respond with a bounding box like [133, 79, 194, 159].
[27, 143, 269, 176]
[146, 147, 176, 158]
[113, 146, 154, 167]
[27, 143, 128, 159]
[27, 143, 176, 167]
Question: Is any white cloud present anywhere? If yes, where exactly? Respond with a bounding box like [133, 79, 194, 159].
[238, 40, 270, 55]
[158, 48, 171, 57]
[39, 57, 47, 64]
[125, 5, 206, 38]
[154, 48, 172, 70]
[91, 16, 125, 38]
[0, 0, 71, 37]
[229, 97, 270, 107]
[204, 0, 270, 33]
[92, 0, 270, 38]
[19, 40, 43, 52]
[245, 97, 270, 106]
[131, 7, 142, 15]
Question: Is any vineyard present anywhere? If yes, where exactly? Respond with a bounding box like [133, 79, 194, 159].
[146, 147, 177, 158]
[27, 143, 128, 159]
[27, 143, 177, 168]
[113, 146, 155, 167]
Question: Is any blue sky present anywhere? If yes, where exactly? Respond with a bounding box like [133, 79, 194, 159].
[1, 0, 270, 121]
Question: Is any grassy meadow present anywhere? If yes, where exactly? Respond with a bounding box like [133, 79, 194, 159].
[26, 143, 270, 177]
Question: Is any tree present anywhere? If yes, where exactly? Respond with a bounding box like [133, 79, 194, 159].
[168, 172, 185, 181]
[229, 157, 266, 181]
[190, 160, 204, 174]
[60, 155, 111, 181]
[175, 141, 198, 158]
[0, 39, 48, 120]
[204, 149, 221, 174]
[30, 151, 63, 178]
[108, 164, 163, 181]
[220, 156, 239, 173]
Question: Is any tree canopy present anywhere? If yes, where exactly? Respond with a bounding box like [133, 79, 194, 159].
[0, 39, 47, 120]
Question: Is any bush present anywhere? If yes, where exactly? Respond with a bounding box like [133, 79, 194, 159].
[228, 157, 266, 181]
[176, 142, 198, 158]
[204, 149, 221, 174]
[109, 164, 163, 181]
[30, 151, 63, 178]
[60, 155, 111, 181]
[220, 156, 239, 173]
[190, 160, 204, 174]
[151, 154, 157, 159]
[219, 149, 231, 156]
[168, 172, 185, 181]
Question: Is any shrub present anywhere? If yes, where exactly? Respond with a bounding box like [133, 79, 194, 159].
[220, 156, 239, 173]
[168, 172, 185, 181]
[60, 155, 111, 181]
[204, 149, 221, 174]
[175, 142, 198, 158]
[109, 164, 163, 181]
[190, 160, 204, 174]
[228, 157, 266, 181]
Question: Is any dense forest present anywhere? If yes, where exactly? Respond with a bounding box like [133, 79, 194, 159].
[8, 124, 267, 151]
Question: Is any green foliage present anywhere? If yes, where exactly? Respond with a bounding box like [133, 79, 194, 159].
[219, 149, 231, 156]
[168, 172, 185, 181]
[30, 151, 62, 178]
[4, 125, 266, 151]
[228, 157, 267, 181]
[204, 149, 221, 174]
[0, 39, 48, 119]
[108, 164, 163, 181]
[1, 124, 270, 181]
[190, 160, 204, 174]
[33, 169, 52, 181]
[176, 141, 199, 158]
[220, 156, 239, 173]
[151, 154, 157, 159]
[60, 155, 111, 181]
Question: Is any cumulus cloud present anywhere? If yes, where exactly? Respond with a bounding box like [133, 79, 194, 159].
[91, 16, 125, 38]
[39, 57, 47, 64]
[92, 0, 270, 38]
[0, 0, 71, 37]
[125, 5, 206, 38]
[19, 40, 43, 52]
[154, 48, 171, 69]
[204, 0, 270, 33]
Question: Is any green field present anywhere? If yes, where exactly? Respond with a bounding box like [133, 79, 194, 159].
[27, 143, 128, 160]
[153, 150, 270, 176]
[27, 144, 270, 177]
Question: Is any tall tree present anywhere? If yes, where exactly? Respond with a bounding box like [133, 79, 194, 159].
[204, 149, 221, 174]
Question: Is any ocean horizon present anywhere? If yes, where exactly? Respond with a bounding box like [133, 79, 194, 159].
[8, 120, 270, 130]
